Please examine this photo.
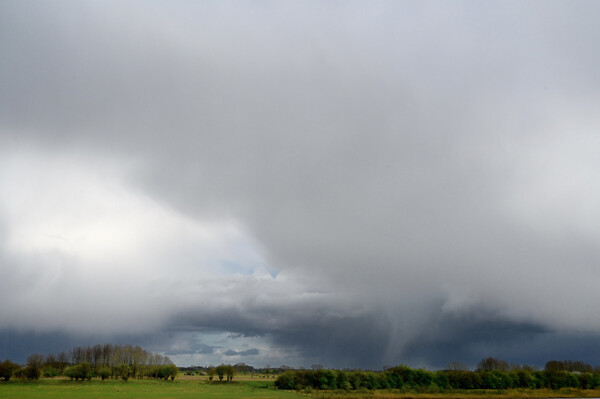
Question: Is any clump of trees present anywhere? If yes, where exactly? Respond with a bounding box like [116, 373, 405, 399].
[60, 344, 177, 381]
[207, 364, 235, 382]
[275, 358, 600, 391]
[10, 354, 44, 381]
[0, 343, 179, 382]
[64, 362, 94, 381]
[147, 364, 179, 381]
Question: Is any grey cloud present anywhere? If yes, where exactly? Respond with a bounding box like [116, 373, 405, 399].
[165, 344, 213, 356]
[400, 320, 600, 370]
[225, 349, 259, 356]
[2, 0, 600, 368]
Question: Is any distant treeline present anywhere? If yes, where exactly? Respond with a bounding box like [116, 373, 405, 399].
[275, 358, 600, 391]
[0, 344, 178, 382]
[180, 363, 289, 376]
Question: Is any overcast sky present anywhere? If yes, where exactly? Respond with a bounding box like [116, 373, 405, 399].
[2, 1, 600, 369]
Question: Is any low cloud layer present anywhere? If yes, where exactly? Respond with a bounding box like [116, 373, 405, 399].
[2, 1, 600, 369]
[225, 349, 259, 357]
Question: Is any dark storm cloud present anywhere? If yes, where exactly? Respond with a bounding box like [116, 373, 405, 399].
[401, 320, 600, 370]
[165, 344, 214, 356]
[2, 0, 600, 368]
[0, 330, 79, 363]
[0, 329, 168, 364]
[164, 301, 391, 368]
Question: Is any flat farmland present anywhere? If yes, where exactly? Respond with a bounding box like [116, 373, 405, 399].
[0, 378, 301, 399]
[3, 377, 600, 399]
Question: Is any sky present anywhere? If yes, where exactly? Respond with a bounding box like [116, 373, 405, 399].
[2, 1, 600, 370]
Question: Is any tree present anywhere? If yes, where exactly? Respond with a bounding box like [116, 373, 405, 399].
[511, 369, 534, 388]
[572, 361, 592, 373]
[116, 363, 132, 381]
[477, 357, 509, 372]
[318, 369, 337, 389]
[159, 364, 178, 381]
[80, 362, 94, 381]
[56, 351, 69, 373]
[98, 367, 111, 381]
[215, 365, 225, 381]
[446, 361, 468, 371]
[70, 346, 85, 364]
[22, 365, 41, 380]
[207, 367, 215, 381]
[23, 353, 45, 380]
[0, 359, 19, 381]
[27, 353, 45, 369]
[43, 366, 60, 377]
[13, 367, 27, 380]
[91, 344, 103, 372]
[63, 365, 78, 381]
[63, 362, 93, 381]
[233, 362, 254, 374]
[102, 344, 113, 370]
[43, 352, 61, 377]
[545, 360, 565, 372]
[212, 364, 235, 382]
[225, 364, 235, 382]
[275, 370, 295, 389]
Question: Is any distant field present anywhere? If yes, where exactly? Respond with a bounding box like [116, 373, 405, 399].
[2, 378, 600, 399]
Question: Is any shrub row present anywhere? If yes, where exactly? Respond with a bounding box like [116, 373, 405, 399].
[275, 366, 600, 391]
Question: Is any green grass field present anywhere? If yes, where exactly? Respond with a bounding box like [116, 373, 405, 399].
[0, 378, 301, 399]
[3, 378, 600, 399]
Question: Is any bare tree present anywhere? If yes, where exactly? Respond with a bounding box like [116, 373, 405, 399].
[446, 361, 469, 371]
[476, 357, 509, 372]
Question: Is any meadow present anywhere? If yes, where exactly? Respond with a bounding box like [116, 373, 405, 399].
[0, 377, 300, 399]
[2, 377, 600, 399]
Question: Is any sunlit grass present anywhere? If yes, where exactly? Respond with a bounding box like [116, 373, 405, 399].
[2, 379, 600, 399]
[0, 378, 301, 399]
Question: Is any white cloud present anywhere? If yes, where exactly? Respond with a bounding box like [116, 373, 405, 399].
[0, 144, 272, 334]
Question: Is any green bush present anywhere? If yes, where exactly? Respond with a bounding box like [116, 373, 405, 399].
[43, 366, 60, 378]
[116, 364, 132, 381]
[98, 367, 111, 381]
[158, 364, 178, 380]
[63, 363, 93, 381]
[274, 371, 295, 389]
